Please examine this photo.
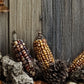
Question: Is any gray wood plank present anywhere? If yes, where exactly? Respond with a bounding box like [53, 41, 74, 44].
[71, 0, 82, 61]
[42, 0, 53, 56]
[16, 0, 23, 39]
[22, 0, 27, 43]
[42, 0, 84, 62]
[61, 0, 72, 62]
[9, 0, 17, 55]
[80, 0, 84, 51]
[42, 0, 72, 62]
[0, 0, 8, 55]
[9, 0, 17, 42]
[26, 0, 32, 48]
[52, 0, 63, 59]
[31, 0, 41, 48]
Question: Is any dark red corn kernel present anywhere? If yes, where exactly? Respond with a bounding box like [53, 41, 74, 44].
[17, 47, 21, 52]
[25, 64, 29, 68]
[22, 50, 26, 55]
[25, 56, 29, 60]
[24, 53, 28, 57]
[26, 66, 30, 72]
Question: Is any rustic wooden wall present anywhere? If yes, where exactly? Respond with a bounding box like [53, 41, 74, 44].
[42, 0, 84, 62]
[0, 0, 84, 63]
[10, 0, 41, 49]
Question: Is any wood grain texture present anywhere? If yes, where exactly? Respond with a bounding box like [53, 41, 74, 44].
[42, 0, 84, 62]
[80, 0, 84, 50]
[52, 0, 63, 59]
[0, 0, 8, 55]
[71, 0, 82, 61]
[9, 0, 41, 51]
[42, 0, 53, 56]
[61, 0, 72, 62]
[31, 0, 41, 48]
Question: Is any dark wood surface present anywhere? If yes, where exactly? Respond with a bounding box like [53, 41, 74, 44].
[42, 0, 84, 63]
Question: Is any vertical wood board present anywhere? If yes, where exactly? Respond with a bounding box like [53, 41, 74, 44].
[0, 0, 8, 55]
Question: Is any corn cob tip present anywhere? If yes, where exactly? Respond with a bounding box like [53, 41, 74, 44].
[12, 31, 17, 41]
[38, 32, 42, 39]
[38, 32, 42, 35]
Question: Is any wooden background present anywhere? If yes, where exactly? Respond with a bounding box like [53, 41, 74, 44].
[0, 0, 84, 63]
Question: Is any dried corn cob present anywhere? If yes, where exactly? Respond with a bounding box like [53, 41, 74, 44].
[12, 39, 36, 77]
[69, 51, 84, 72]
[33, 33, 55, 69]
[11, 31, 36, 78]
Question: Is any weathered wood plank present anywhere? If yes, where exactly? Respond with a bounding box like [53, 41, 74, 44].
[26, 0, 32, 48]
[9, 0, 17, 51]
[31, 0, 41, 48]
[71, 0, 82, 61]
[16, 0, 23, 39]
[80, 0, 84, 51]
[9, 0, 41, 53]
[42, 0, 53, 56]
[42, 0, 72, 62]
[61, 0, 72, 62]
[42, 0, 84, 62]
[22, 0, 27, 43]
[0, 0, 8, 55]
[52, 0, 63, 59]
[52, 0, 72, 62]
